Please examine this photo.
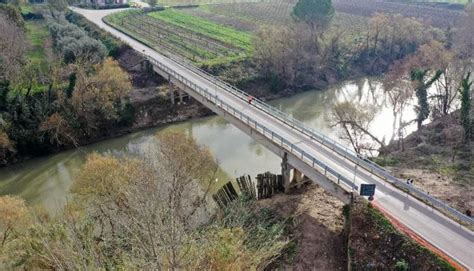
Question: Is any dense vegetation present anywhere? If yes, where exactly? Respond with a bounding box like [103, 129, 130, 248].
[0, 132, 292, 269]
[0, 4, 134, 165]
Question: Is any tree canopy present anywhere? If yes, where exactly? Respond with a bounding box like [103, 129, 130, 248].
[292, 0, 334, 29]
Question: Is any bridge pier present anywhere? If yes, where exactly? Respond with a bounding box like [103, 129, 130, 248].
[282, 152, 311, 193]
[282, 153, 292, 193]
[168, 75, 175, 105]
[179, 90, 184, 104]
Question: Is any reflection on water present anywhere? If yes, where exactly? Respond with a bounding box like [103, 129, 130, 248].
[0, 77, 416, 211]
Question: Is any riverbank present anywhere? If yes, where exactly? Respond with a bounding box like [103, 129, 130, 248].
[374, 112, 473, 215]
[257, 183, 455, 270]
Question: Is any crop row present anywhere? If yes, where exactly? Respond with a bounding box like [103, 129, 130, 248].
[134, 14, 243, 53]
[148, 9, 253, 51]
[105, 10, 250, 64]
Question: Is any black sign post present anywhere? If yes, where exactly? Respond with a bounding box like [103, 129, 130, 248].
[360, 184, 376, 201]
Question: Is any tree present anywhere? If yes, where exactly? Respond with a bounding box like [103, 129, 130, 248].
[0, 195, 29, 247]
[72, 58, 132, 133]
[331, 102, 386, 154]
[383, 60, 414, 151]
[411, 41, 462, 117]
[253, 25, 308, 89]
[48, 21, 107, 66]
[39, 112, 77, 148]
[410, 68, 443, 130]
[459, 72, 472, 141]
[357, 13, 441, 74]
[0, 11, 27, 82]
[455, 4, 474, 59]
[72, 131, 218, 269]
[0, 131, 14, 163]
[292, 0, 334, 31]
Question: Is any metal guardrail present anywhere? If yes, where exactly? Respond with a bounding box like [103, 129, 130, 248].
[146, 53, 473, 226]
[145, 56, 358, 192]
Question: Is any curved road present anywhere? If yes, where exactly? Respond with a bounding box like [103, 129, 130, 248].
[72, 7, 474, 269]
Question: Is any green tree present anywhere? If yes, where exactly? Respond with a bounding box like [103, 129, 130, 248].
[459, 72, 472, 141]
[411, 68, 443, 130]
[292, 0, 334, 30]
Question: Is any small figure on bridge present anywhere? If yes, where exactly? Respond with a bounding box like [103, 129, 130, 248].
[248, 95, 255, 104]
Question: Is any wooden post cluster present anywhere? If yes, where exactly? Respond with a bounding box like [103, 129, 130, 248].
[212, 182, 239, 209]
[236, 175, 256, 199]
[256, 172, 284, 200]
[212, 172, 284, 209]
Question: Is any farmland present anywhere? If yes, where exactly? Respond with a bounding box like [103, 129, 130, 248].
[105, 9, 252, 66]
[184, 2, 368, 32]
[180, 0, 464, 29]
[104, 0, 464, 68]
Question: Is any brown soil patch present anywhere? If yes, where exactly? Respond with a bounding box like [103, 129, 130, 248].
[389, 167, 473, 215]
[258, 183, 346, 270]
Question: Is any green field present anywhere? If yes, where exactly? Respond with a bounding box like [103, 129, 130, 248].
[148, 9, 252, 51]
[25, 20, 49, 64]
[105, 9, 253, 66]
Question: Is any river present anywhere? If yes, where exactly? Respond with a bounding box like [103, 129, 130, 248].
[0, 78, 417, 212]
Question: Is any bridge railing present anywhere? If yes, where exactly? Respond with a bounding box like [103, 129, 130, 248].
[145, 55, 358, 192]
[141, 52, 473, 226]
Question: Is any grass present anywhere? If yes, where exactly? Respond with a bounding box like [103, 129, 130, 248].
[20, 4, 34, 15]
[105, 9, 253, 66]
[25, 20, 49, 64]
[148, 9, 253, 51]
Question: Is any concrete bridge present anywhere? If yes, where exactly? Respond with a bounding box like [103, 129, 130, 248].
[73, 8, 474, 269]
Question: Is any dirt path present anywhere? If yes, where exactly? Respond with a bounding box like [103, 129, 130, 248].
[258, 184, 346, 270]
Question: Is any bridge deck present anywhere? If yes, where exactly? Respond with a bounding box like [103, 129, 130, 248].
[73, 8, 474, 269]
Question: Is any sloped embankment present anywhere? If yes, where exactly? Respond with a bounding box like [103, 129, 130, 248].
[348, 198, 455, 270]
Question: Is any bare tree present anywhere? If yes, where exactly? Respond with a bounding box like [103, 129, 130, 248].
[331, 101, 386, 155]
[72, 131, 219, 269]
[0, 13, 27, 82]
[384, 60, 414, 151]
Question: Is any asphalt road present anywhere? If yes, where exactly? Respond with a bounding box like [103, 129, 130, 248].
[72, 7, 474, 269]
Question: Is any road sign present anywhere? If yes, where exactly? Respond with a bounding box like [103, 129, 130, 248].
[360, 184, 376, 197]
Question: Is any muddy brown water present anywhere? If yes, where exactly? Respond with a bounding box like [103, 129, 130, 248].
[0, 78, 417, 212]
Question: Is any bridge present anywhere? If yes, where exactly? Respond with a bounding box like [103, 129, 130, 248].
[73, 8, 474, 269]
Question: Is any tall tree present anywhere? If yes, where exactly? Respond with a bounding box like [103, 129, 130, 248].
[411, 68, 443, 130]
[292, 0, 334, 31]
[459, 72, 472, 141]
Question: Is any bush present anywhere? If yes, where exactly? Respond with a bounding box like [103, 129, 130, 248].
[65, 11, 126, 58]
[395, 259, 409, 271]
[48, 21, 107, 65]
